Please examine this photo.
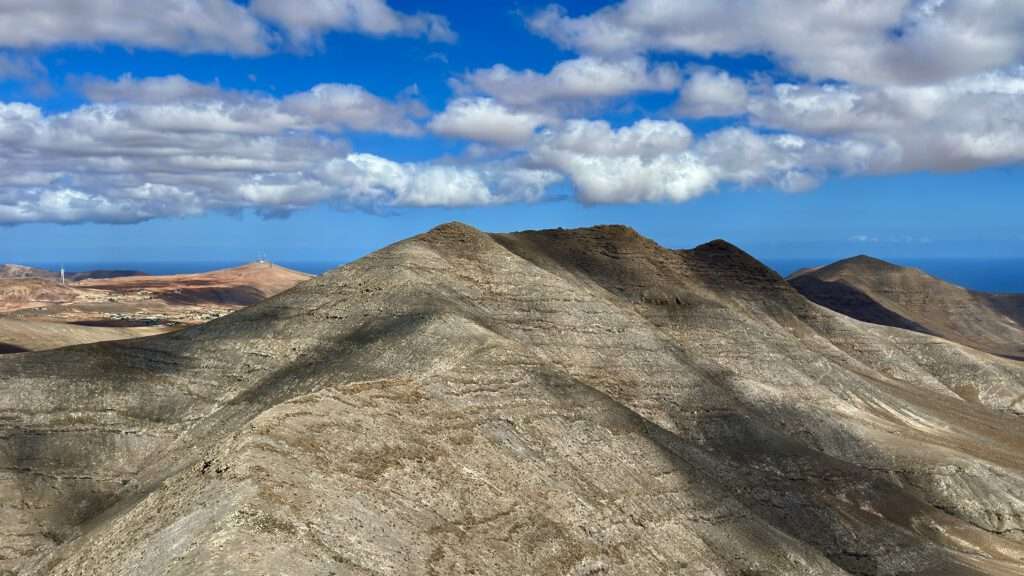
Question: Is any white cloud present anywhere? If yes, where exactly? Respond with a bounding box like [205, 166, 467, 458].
[0, 79, 556, 224]
[80, 74, 227, 104]
[0, 0, 454, 55]
[691, 67, 1024, 173]
[675, 68, 749, 118]
[249, 0, 455, 48]
[455, 56, 680, 109]
[321, 155, 559, 207]
[528, 0, 1024, 86]
[526, 118, 888, 203]
[79, 76, 422, 136]
[0, 0, 269, 55]
[694, 128, 853, 193]
[280, 83, 423, 136]
[529, 119, 716, 203]
[428, 98, 550, 146]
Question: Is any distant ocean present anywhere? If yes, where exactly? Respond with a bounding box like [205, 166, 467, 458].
[18, 258, 1024, 294]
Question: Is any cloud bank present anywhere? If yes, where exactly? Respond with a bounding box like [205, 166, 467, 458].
[0, 1, 1022, 224]
[0, 0, 453, 54]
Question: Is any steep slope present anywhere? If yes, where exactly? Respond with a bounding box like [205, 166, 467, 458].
[1, 224, 1022, 576]
[789, 255, 1024, 358]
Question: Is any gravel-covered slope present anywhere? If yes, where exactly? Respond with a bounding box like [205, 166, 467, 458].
[1, 223, 1022, 575]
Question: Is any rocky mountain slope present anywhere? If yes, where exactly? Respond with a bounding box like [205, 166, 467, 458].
[1, 224, 1022, 575]
[789, 255, 1024, 359]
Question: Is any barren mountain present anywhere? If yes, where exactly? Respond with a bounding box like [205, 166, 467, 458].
[789, 255, 1024, 359]
[0, 262, 311, 353]
[74, 262, 310, 306]
[1, 224, 1022, 575]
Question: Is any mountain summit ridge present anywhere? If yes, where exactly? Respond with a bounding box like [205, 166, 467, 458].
[2, 223, 1023, 575]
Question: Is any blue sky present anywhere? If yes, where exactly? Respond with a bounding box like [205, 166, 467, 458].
[0, 0, 1022, 266]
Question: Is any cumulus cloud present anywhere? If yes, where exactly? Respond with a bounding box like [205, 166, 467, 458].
[0, 0, 270, 55]
[1, 83, 847, 223]
[523, 118, 878, 202]
[79, 74, 227, 104]
[0, 79, 554, 224]
[250, 0, 455, 48]
[675, 68, 749, 118]
[320, 155, 559, 207]
[528, 0, 1024, 86]
[78, 76, 422, 136]
[280, 83, 424, 136]
[528, 119, 716, 203]
[455, 56, 680, 110]
[428, 98, 550, 146]
[693, 128, 882, 193]
[0, 0, 453, 55]
[677, 67, 1024, 173]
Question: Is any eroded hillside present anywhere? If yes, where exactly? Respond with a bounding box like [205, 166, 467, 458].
[1, 224, 1022, 575]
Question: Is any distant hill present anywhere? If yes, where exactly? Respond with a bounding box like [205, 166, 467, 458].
[0, 277, 78, 313]
[0, 264, 56, 280]
[789, 255, 1024, 358]
[0, 262, 312, 352]
[0, 264, 146, 282]
[1, 224, 1021, 575]
[75, 261, 313, 306]
[68, 269, 147, 281]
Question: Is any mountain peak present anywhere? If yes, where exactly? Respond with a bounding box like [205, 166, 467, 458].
[789, 253, 1024, 357]
[423, 221, 485, 239]
[835, 254, 902, 271]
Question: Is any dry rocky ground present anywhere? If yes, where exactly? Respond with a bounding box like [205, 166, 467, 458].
[0, 263, 310, 353]
[0, 223, 1022, 575]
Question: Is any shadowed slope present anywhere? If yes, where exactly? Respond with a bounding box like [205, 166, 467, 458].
[789, 255, 1024, 358]
[1, 223, 1022, 575]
